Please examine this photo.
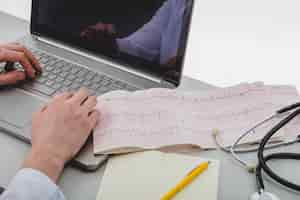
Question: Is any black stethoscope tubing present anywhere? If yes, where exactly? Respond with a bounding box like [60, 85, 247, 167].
[0, 186, 4, 195]
[256, 106, 300, 193]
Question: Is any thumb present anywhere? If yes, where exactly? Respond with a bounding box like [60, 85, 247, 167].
[0, 70, 26, 86]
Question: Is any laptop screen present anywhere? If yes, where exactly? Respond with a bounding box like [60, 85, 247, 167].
[31, 0, 194, 86]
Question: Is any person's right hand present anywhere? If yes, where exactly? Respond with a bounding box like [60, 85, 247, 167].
[80, 22, 115, 39]
[23, 88, 100, 183]
[0, 43, 41, 86]
[80, 22, 118, 55]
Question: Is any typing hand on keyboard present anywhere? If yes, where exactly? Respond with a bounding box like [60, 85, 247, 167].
[0, 43, 42, 86]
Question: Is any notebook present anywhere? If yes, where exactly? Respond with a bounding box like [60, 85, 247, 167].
[94, 83, 300, 154]
[96, 151, 220, 200]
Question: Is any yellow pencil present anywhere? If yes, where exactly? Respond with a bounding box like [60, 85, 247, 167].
[160, 161, 210, 200]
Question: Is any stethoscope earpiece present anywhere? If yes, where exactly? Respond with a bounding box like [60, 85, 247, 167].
[250, 192, 280, 200]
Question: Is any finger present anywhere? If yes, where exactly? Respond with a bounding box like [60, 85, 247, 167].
[84, 27, 98, 38]
[94, 23, 106, 31]
[0, 70, 26, 86]
[3, 43, 42, 72]
[88, 110, 100, 129]
[0, 48, 36, 78]
[84, 30, 94, 40]
[81, 95, 97, 115]
[68, 88, 90, 105]
[80, 27, 93, 37]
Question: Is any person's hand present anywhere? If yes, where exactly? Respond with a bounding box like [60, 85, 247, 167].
[23, 88, 100, 183]
[80, 22, 115, 39]
[0, 43, 41, 86]
[80, 22, 118, 55]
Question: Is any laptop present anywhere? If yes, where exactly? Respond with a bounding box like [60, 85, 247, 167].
[0, 0, 194, 171]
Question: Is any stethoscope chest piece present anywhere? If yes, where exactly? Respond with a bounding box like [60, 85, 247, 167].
[250, 192, 280, 200]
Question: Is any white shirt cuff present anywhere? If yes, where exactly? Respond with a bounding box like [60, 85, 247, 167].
[0, 168, 65, 200]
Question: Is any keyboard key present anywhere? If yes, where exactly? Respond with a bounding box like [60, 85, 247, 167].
[40, 57, 49, 64]
[52, 83, 61, 90]
[46, 80, 55, 87]
[37, 51, 44, 55]
[77, 70, 87, 77]
[45, 65, 55, 71]
[70, 83, 80, 90]
[60, 87, 70, 92]
[115, 83, 125, 88]
[92, 75, 104, 83]
[103, 76, 112, 81]
[41, 71, 49, 77]
[125, 85, 137, 91]
[83, 80, 92, 87]
[67, 74, 76, 81]
[81, 68, 89, 73]
[60, 72, 69, 78]
[55, 87, 68, 95]
[55, 77, 64, 83]
[62, 65, 72, 72]
[71, 67, 80, 74]
[53, 68, 62, 74]
[86, 73, 95, 81]
[107, 84, 118, 90]
[75, 77, 84, 83]
[48, 74, 57, 80]
[47, 60, 57, 66]
[36, 77, 47, 84]
[101, 80, 110, 86]
[55, 62, 64, 68]
[90, 83, 99, 90]
[63, 80, 72, 86]
[114, 80, 123, 86]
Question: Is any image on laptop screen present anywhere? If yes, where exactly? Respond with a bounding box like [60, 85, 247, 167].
[31, 0, 194, 86]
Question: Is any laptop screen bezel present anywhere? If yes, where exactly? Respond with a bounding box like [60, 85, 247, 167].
[30, 0, 195, 87]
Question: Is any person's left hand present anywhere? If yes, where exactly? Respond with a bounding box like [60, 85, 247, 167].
[0, 43, 41, 86]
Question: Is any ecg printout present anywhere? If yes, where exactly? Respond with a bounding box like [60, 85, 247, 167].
[93, 83, 300, 154]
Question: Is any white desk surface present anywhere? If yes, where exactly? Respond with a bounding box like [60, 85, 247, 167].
[0, 8, 300, 200]
[2, 0, 300, 89]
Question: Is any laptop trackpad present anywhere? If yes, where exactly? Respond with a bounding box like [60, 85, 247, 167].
[0, 89, 45, 129]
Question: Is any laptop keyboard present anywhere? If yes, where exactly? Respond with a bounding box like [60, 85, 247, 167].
[18, 48, 138, 97]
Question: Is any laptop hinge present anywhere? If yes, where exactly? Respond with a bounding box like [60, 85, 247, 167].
[34, 36, 164, 84]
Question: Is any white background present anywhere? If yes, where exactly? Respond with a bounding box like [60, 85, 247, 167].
[1, 0, 300, 88]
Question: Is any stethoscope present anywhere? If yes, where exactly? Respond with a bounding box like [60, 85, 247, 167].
[213, 102, 300, 200]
